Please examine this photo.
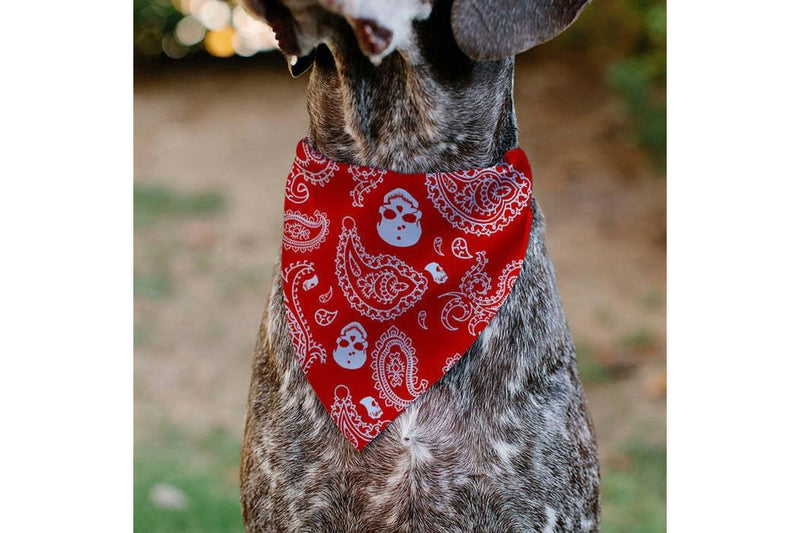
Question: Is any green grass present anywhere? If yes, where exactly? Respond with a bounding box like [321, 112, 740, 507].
[601, 442, 667, 533]
[134, 428, 243, 533]
[576, 342, 614, 384]
[134, 184, 226, 299]
[134, 320, 153, 347]
[607, 58, 666, 167]
[640, 290, 665, 311]
[620, 328, 658, 352]
[134, 274, 172, 299]
[134, 183, 225, 227]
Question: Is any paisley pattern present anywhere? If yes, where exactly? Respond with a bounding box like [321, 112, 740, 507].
[335, 217, 428, 322]
[319, 286, 333, 303]
[281, 139, 533, 449]
[442, 354, 461, 373]
[417, 310, 428, 330]
[314, 308, 338, 327]
[439, 252, 524, 335]
[330, 385, 390, 448]
[283, 210, 330, 253]
[370, 326, 429, 410]
[282, 261, 327, 373]
[425, 162, 531, 236]
[286, 140, 338, 204]
[433, 236, 445, 256]
[451, 237, 473, 259]
[350, 166, 387, 207]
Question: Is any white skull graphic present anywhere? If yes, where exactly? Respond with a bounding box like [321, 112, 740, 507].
[424, 261, 447, 284]
[302, 274, 319, 292]
[359, 396, 383, 419]
[333, 321, 368, 369]
[377, 188, 422, 247]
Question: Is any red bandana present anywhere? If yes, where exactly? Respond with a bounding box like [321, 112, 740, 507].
[282, 139, 533, 449]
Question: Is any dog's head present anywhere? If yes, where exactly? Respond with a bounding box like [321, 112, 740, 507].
[243, 0, 590, 75]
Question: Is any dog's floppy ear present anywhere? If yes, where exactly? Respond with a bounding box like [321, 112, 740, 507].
[242, 0, 315, 77]
[450, 0, 591, 60]
[288, 50, 315, 78]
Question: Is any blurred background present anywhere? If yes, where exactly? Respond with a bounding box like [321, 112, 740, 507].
[134, 1, 666, 531]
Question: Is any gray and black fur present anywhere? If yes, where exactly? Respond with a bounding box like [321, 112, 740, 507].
[239, 1, 599, 531]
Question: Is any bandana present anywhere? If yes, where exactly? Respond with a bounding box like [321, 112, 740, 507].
[281, 138, 533, 449]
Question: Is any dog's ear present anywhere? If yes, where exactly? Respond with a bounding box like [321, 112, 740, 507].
[288, 50, 316, 78]
[242, 0, 315, 77]
[450, 0, 591, 60]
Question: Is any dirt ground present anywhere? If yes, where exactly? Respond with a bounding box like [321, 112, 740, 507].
[134, 54, 665, 464]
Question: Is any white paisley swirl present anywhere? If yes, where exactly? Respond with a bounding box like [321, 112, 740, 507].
[286, 141, 337, 204]
[330, 384, 389, 448]
[349, 166, 387, 207]
[425, 163, 531, 235]
[439, 252, 523, 335]
[282, 261, 327, 373]
[283, 210, 330, 253]
[370, 326, 429, 410]
[335, 217, 427, 322]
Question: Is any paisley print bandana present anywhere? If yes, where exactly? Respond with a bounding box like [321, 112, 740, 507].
[281, 138, 533, 449]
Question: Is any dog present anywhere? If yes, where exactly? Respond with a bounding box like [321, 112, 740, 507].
[239, 1, 600, 531]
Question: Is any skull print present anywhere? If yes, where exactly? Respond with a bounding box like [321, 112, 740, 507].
[377, 188, 422, 247]
[302, 274, 319, 291]
[333, 321, 369, 369]
[359, 396, 383, 419]
[424, 261, 447, 284]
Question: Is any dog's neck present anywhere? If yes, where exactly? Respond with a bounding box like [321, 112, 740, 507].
[305, 6, 519, 173]
[294, 4, 568, 382]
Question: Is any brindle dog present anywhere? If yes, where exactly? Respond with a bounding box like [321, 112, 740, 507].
[239, 1, 599, 531]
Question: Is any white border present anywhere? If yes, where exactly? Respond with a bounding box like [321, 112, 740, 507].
[2, 2, 132, 530]
[669, 2, 800, 530]
[3, 1, 800, 530]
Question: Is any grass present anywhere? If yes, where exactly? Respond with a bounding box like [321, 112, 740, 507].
[620, 328, 658, 353]
[134, 183, 226, 300]
[576, 342, 614, 384]
[134, 183, 225, 227]
[134, 428, 243, 533]
[134, 274, 172, 299]
[601, 442, 667, 533]
[134, 321, 153, 347]
[640, 290, 665, 311]
[607, 58, 666, 168]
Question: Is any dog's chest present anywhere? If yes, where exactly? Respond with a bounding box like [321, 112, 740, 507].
[247, 357, 598, 531]
[242, 205, 599, 531]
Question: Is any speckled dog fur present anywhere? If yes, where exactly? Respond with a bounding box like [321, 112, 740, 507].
[240, 1, 600, 531]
